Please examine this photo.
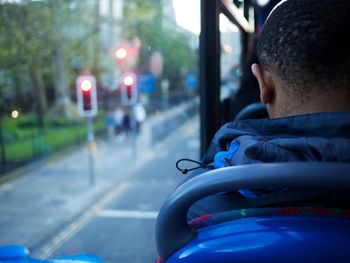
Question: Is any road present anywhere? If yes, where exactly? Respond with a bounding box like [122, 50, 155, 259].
[30, 115, 200, 262]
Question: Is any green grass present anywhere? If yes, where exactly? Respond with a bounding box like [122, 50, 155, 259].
[2, 115, 106, 161]
[5, 137, 35, 160]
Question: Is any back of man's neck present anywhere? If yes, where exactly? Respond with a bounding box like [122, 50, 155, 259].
[272, 93, 350, 118]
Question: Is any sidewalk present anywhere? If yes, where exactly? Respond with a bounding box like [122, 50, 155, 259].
[0, 102, 197, 256]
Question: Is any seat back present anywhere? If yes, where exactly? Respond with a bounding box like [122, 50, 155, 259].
[234, 102, 268, 121]
[156, 162, 350, 262]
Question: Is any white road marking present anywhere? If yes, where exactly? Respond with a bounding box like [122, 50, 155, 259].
[36, 181, 129, 259]
[34, 116, 199, 259]
[0, 182, 13, 192]
[97, 209, 158, 219]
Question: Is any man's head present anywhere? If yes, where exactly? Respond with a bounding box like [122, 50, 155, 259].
[251, 0, 350, 118]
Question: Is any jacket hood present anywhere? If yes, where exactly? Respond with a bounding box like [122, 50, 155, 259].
[203, 112, 350, 165]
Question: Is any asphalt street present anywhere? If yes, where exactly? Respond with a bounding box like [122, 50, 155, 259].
[0, 105, 200, 263]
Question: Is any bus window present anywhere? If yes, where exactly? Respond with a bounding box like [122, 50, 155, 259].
[220, 13, 241, 102]
[0, 1, 199, 262]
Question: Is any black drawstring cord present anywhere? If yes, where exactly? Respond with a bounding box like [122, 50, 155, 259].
[176, 158, 214, 175]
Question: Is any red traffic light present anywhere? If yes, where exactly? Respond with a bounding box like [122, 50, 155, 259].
[76, 76, 97, 117]
[115, 47, 128, 60]
[123, 75, 134, 86]
[80, 79, 93, 92]
[123, 75, 135, 100]
[121, 73, 137, 104]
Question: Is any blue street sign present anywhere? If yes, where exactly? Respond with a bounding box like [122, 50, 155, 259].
[138, 74, 156, 93]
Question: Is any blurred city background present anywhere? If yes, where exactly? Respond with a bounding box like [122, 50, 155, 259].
[0, 0, 242, 262]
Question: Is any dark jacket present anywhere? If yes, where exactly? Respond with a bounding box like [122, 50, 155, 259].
[203, 112, 350, 168]
[186, 112, 350, 219]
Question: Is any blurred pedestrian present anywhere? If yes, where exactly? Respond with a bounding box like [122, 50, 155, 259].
[105, 110, 116, 140]
[133, 103, 146, 134]
[123, 108, 131, 137]
[114, 107, 125, 141]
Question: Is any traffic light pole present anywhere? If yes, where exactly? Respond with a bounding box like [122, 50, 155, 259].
[76, 74, 97, 185]
[87, 116, 95, 186]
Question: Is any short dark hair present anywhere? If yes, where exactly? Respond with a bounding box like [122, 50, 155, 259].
[257, 0, 350, 95]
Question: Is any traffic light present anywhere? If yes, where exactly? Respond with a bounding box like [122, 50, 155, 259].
[121, 73, 137, 105]
[114, 40, 140, 71]
[76, 75, 97, 117]
[124, 75, 134, 99]
[115, 47, 128, 61]
[114, 46, 130, 71]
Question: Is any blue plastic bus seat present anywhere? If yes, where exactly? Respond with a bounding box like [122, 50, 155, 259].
[156, 162, 350, 263]
[167, 210, 350, 262]
[0, 244, 103, 262]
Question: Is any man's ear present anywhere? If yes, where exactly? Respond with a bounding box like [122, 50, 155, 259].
[251, 63, 275, 104]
